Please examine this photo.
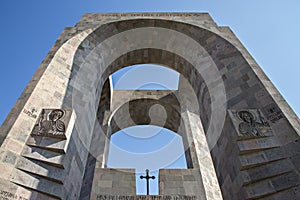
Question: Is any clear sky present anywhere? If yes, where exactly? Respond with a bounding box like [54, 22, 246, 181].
[112, 64, 179, 90]
[0, 0, 299, 195]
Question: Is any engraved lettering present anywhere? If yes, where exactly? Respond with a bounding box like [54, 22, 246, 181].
[96, 195, 196, 200]
[262, 103, 284, 123]
[23, 108, 37, 119]
[0, 190, 28, 200]
[100, 13, 202, 18]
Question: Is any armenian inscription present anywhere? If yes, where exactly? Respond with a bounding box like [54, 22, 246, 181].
[0, 190, 28, 200]
[229, 109, 272, 138]
[99, 13, 203, 17]
[22, 108, 37, 119]
[262, 103, 284, 123]
[97, 195, 197, 200]
[31, 109, 72, 138]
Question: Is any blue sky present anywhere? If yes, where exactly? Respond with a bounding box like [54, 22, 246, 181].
[112, 64, 179, 90]
[0, 0, 299, 195]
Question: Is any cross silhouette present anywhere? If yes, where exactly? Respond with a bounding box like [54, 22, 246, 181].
[140, 169, 155, 195]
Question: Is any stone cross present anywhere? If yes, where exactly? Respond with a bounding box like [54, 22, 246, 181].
[140, 169, 155, 195]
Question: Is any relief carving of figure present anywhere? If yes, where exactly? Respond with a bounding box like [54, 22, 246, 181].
[37, 109, 66, 136]
[238, 110, 269, 137]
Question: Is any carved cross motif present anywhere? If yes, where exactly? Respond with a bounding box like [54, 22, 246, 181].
[140, 169, 155, 195]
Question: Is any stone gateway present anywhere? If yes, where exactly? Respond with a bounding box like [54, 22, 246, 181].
[0, 13, 299, 200]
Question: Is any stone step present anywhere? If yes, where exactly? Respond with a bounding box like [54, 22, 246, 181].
[9, 168, 66, 200]
[239, 147, 287, 169]
[26, 135, 67, 153]
[15, 157, 66, 184]
[260, 185, 300, 200]
[239, 170, 300, 199]
[241, 158, 295, 186]
[0, 178, 59, 200]
[21, 146, 65, 168]
[238, 136, 281, 154]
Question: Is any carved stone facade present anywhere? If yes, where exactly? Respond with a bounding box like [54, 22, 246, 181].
[0, 13, 299, 200]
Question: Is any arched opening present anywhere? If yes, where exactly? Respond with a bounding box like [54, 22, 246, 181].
[106, 64, 186, 195]
[107, 125, 187, 195]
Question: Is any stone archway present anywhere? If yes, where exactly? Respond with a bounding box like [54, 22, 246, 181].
[71, 24, 226, 198]
[0, 13, 299, 200]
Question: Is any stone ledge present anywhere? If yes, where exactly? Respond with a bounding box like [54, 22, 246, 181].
[26, 135, 66, 153]
[22, 146, 65, 169]
[15, 157, 65, 184]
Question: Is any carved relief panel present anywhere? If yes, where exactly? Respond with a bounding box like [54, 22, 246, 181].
[229, 109, 273, 138]
[31, 109, 72, 139]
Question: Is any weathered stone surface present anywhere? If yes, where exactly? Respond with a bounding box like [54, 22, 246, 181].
[89, 168, 136, 200]
[159, 169, 206, 200]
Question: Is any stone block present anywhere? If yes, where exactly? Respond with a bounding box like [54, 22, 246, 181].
[261, 185, 300, 200]
[9, 168, 66, 199]
[1, 150, 17, 165]
[239, 151, 268, 168]
[284, 139, 300, 157]
[271, 171, 300, 191]
[239, 179, 275, 199]
[26, 135, 66, 152]
[0, 163, 14, 179]
[244, 159, 294, 184]
[3, 138, 24, 155]
[90, 168, 136, 196]
[264, 147, 287, 161]
[237, 136, 281, 153]
[0, 178, 59, 200]
[15, 157, 65, 183]
[21, 146, 65, 168]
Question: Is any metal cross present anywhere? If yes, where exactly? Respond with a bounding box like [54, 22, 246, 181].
[140, 169, 155, 195]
